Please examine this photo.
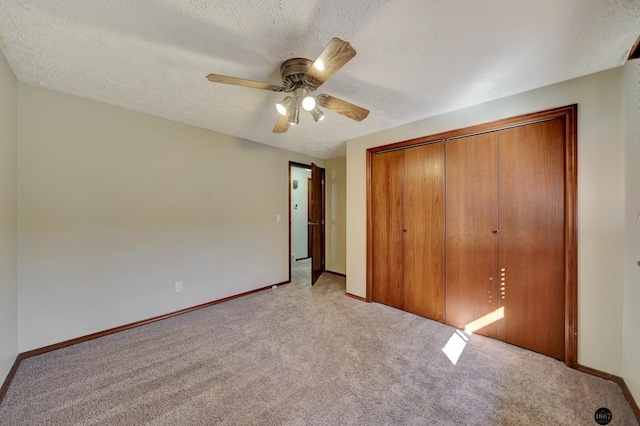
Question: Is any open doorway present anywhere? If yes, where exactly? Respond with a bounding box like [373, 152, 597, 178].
[289, 161, 325, 285]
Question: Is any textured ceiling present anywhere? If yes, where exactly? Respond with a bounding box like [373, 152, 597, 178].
[1, 0, 639, 158]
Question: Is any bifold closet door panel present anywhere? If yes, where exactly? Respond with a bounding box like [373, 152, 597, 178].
[445, 133, 499, 337]
[403, 143, 445, 321]
[497, 119, 566, 360]
[371, 150, 405, 309]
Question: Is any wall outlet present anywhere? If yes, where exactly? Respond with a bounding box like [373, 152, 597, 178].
[175, 282, 182, 293]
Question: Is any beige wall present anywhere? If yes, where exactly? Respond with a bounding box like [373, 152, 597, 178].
[0, 49, 18, 382]
[347, 67, 626, 377]
[623, 59, 640, 404]
[325, 157, 346, 275]
[17, 84, 324, 352]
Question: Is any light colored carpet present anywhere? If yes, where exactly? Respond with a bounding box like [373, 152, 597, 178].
[0, 268, 637, 425]
[291, 257, 310, 286]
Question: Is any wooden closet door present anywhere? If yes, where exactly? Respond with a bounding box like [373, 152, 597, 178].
[445, 133, 499, 337]
[371, 150, 405, 309]
[403, 143, 445, 321]
[497, 119, 566, 360]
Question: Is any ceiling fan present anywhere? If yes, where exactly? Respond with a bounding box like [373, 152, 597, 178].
[206, 38, 369, 133]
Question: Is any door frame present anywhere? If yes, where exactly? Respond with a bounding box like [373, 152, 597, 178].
[310, 163, 326, 285]
[365, 104, 578, 368]
[288, 161, 326, 284]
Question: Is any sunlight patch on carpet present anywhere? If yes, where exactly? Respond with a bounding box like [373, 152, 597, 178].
[442, 329, 469, 365]
[443, 307, 506, 365]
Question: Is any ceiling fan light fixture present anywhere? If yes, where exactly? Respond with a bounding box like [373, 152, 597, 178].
[293, 86, 316, 112]
[310, 106, 325, 122]
[276, 96, 294, 116]
[301, 94, 316, 111]
[288, 105, 300, 125]
[207, 37, 369, 134]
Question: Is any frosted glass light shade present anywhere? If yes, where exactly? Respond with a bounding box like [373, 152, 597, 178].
[310, 106, 325, 122]
[288, 105, 300, 125]
[276, 96, 294, 116]
[301, 95, 316, 111]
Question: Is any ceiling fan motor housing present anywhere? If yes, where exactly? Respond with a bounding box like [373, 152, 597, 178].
[280, 58, 314, 91]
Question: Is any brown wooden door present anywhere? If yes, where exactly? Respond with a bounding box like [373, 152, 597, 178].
[371, 150, 404, 308]
[369, 106, 576, 363]
[403, 143, 445, 321]
[307, 177, 313, 261]
[309, 163, 325, 285]
[445, 133, 500, 338]
[496, 119, 566, 360]
[445, 120, 566, 359]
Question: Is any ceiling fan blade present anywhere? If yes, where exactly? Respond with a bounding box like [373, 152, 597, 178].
[273, 114, 290, 133]
[206, 74, 282, 91]
[303, 38, 356, 89]
[316, 94, 369, 122]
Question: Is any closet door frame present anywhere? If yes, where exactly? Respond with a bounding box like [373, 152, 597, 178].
[366, 104, 578, 368]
